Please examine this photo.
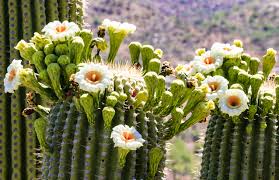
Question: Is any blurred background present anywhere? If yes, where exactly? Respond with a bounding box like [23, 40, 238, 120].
[84, 0, 279, 179]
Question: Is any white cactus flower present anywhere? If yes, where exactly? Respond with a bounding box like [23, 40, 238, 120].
[4, 59, 23, 93]
[211, 42, 243, 58]
[42, 20, 80, 41]
[102, 19, 136, 35]
[192, 51, 223, 74]
[74, 63, 112, 92]
[202, 75, 229, 100]
[219, 89, 249, 116]
[111, 124, 145, 150]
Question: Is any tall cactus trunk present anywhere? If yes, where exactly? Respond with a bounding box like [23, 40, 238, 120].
[43, 100, 166, 179]
[0, 1, 83, 179]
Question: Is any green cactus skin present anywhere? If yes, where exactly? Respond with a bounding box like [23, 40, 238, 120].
[200, 118, 216, 179]
[121, 108, 137, 180]
[263, 113, 276, 180]
[70, 112, 88, 180]
[135, 110, 149, 179]
[45, 0, 59, 22]
[208, 114, 224, 179]
[69, 0, 77, 23]
[228, 119, 245, 180]
[57, 103, 78, 179]
[58, 0, 68, 21]
[217, 119, 233, 180]
[0, 1, 83, 179]
[275, 114, 279, 179]
[76, 0, 84, 27]
[0, 0, 9, 179]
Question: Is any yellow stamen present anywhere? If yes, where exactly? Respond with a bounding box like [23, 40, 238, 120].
[56, 25, 67, 33]
[122, 131, 135, 142]
[8, 69, 16, 82]
[85, 71, 102, 84]
[227, 95, 241, 108]
[204, 57, 215, 65]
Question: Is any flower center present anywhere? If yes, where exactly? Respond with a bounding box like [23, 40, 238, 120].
[122, 131, 135, 142]
[227, 95, 241, 108]
[8, 69, 16, 82]
[223, 47, 232, 51]
[204, 57, 215, 65]
[56, 25, 67, 33]
[208, 82, 220, 92]
[85, 71, 102, 84]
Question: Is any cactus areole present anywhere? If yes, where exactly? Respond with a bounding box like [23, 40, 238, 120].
[4, 16, 217, 179]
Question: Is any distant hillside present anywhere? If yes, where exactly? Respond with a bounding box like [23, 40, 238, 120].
[84, 0, 279, 69]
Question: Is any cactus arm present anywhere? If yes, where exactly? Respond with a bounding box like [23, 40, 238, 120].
[216, 118, 233, 180]
[208, 115, 225, 179]
[275, 114, 279, 179]
[70, 111, 88, 180]
[76, 0, 84, 27]
[0, 0, 9, 178]
[57, 103, 78, 179]
[228, 119, 245, 180]
[135, 110, 149, 179]
[48, 102, 69, 180]
[104, 104, 125, 179]
[45, 0, 59, 22]
[263, 113, 276, 180]
[8, 0, 24, 179]
[57, 0, 68, 21]
[42, 102, 63, 179]
[200, 117, 217, 179]
[69, 0, 77, 22]
[33, 0, 46, 31]
[121, 108, 137, 180]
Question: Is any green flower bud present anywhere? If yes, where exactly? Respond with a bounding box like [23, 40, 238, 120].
[34, 118, 48, 150]
[47, 63, 63, 99]
[94, 37, 108, 51]
[153, 91, 173, 115]
[153, 75, 166, 104]
[164, 107, 184, 140]
[78, 29, 94, 59]
[69, 36, 85, 64]
[106, 95, 118, 107]
[179, 100, 215, 133]
[119, 92, 128, 102]
[141, 45, 155, 73]
[45, 54, 58, 65]
[195, 48, 206, 56]
[237, 70, 250, 92]
[19, 68, 57, 101]
[239, 60, 248, 71]
[241, 53, 251, 68]
[183, 88, 206, 116]
[55, 43, 69, 56]
[65, 63, 77, 81]
[80, 93, 95, 125]
[57, 55, 71, 66]
[228, 66, 240, 83]
[44, 43, 55, 55]
[110, 91, 120, 99]
[233, 39, 243, 48]
[148, 147, 164, 178]
[250, 74, 264, 104]
[148, 58, 161, 74]
[248, 105, 257, 121]
[262, 48, 277, 80]
[134, 90, 148, 108]
[129, 41, 142, 65]
[30, 32, 52, 50]
[194, 73, 205, 82]
[154, 48, 163, 59]
[249, 57, 260, 75]
[118, 148, 130, 168]
[144, 72, 158, 96]
[212, 68, 224, 76]
[170, 79, 186, 106]
[32, 51, 46, 72]
[102, 107, 115, 129]
[38, 70, 51, 85]
[73, 96, 83, 112]
[259, 95, 274, 116]
[223, 57, 241, 71]
[15, 40, 37, 60]
[230, 83, 244, 90]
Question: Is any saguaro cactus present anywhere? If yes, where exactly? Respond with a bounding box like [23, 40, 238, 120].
[190, 41, 279, 180]
[0, 1, 83, 179]
[5, 19, 215, 179]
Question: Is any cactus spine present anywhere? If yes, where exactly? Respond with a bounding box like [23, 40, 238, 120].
[0, 1, 83, 179]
